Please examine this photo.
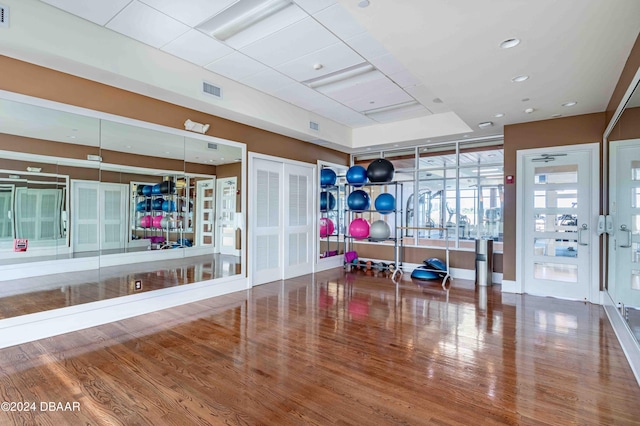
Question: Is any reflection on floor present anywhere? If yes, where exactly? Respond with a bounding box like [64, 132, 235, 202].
[0, 269, 638, 424]
[0, 254, 241, 319]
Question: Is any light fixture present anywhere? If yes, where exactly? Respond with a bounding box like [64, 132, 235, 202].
[552, 113, 562, 118]
[304, 63, 376, 90]
[524, 107, 535, 114]
[432, 98, 443, 104]
[512, 75, 529, 83]
[478, 121, 494, 129]
[184, 119, 210, 134]
[362, 100, 421, 119]
[26, 167, 42, 173]
[562, 101, 577, 107]
[200, 0, 293, 42]
[521, 97, 530, 102]
[500, 38, 520, 49]
[358, 0, 370, 7]
[313, 63, 323, 70]
[494, 113, 505, 118]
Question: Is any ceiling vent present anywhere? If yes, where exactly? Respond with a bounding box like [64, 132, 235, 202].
[309, 121, 319, 131]
[0, 4, 9, 28]
[207, 142, 218, 150]
[202, 81, 222, 99]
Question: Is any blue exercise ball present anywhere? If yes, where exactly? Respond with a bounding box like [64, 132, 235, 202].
[374, 193, 395, 214]
[162, 200, 176, 212]
[152, 184, 162, 195]
[367, 158, 395, 183]
[141, 185, 152, 196]
[320, 191, 336, 212]
[347, 189, 370, 211]
[136, 199, 151, 212]
[411, 267, 440, 280]
[346, 165, 367, 187]
[320, 168, 337, 187]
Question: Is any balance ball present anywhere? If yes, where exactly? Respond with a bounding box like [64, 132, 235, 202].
[369, 220, 391, 241]
[320, 168, 337, 187]
[159, 180, 176, 194]
[151, 197, 164, 210]
[136, 217, 143, 228]
[346, 165, 367, 187]
[136, 200, 151, 212]
[152, 184, 162, 195]
[141, 185, 153, 196]
[367, 158, 394, 183]
[374, 193, 395, 213]
[140, 215, 152, 228]
[320, 191, 336, 212]
[347, 190, 370, 211]
[349, 218, 370, 239]
[425, 258, 447, 271]
[320, 217, 335, 237]
[162, 200, 176, 212]
[152, 216, 163, 228]
[411, 267, 440, 280]
[160, 217, 175, 229]
[136, 185, 146, 196]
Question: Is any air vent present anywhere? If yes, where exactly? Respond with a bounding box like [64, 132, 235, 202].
[309, 121, 319, 131]
[202, 81, 222, 98]
[207, 142, 218, 150]
[0, 4, 9, 28]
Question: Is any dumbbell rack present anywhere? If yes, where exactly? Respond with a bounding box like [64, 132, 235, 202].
[343, 180, 404, 283]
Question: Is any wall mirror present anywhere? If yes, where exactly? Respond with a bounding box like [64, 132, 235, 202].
[0, 92, 245, 320]
[604, 66, 640, 357]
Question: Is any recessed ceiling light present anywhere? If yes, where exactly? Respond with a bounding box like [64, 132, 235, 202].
[521, 98, 530, 102]
[68, 135, 76, 139]
[552, 113, 562, 118]
[562, 101, 577, 107]
[500, 38, 520, 49]
[512, 75, 529, 83]
[126, 145, 132, 149]
[432, 98, 443, 104]
[478, 121, 494, 129]
[313, 63, 323, 70]
[358, 0, 370, 7]
[524, 107, 535, 114]
[494, 113, 505, 118]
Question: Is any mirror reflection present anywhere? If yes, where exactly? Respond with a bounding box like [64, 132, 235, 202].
[607, 77, 640, 342]
[0, 95, 244, 319]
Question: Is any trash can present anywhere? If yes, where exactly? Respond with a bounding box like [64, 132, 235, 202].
[475, 239, 493, 286]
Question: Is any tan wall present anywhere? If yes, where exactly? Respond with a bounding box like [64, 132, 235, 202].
[609, 106, 640, 141]
[0, 55, 349, 167]
[502, 113, 606, 282]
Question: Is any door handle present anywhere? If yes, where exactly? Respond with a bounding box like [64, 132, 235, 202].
[577, 223, 588, 246]
[619, 224, 632, 248]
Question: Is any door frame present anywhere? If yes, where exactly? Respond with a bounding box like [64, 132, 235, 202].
[216, 176, 239, 256]
[248, 152, 316, 287]
[515, 143, 600, 303]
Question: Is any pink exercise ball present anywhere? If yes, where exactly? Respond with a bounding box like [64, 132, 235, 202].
[320, 217, 335, 237]
[152, 216, 163, 228]
[349, 218, 370, 239]
[140, 215, 152, 228]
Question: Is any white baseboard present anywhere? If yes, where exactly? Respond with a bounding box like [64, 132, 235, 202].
[602, 291, 640, 387]
[501, 279, 521, 293]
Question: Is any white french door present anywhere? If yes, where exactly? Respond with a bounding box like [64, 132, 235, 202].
[100, 183, 128, 251]
[216, 177, 237, 255]
[196, 178, 215, 248]
[250, 155, 314, 286]
[609, 139, 640, 309]
[519, 144, 599, 301]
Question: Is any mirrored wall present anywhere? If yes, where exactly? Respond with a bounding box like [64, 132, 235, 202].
[0, 93, 245, 319]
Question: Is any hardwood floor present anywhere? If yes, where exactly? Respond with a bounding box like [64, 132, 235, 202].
[0, 268, 639, 425]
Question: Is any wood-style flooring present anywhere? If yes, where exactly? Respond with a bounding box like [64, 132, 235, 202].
[0, 268, 639, 425]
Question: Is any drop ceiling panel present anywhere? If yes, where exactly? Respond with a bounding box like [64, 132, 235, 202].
[161, 30, 234, 67]
[293, 0, 337, 15]
[311, 103, 374, 127]
[138, 0, 237, 27]
[344, 32, 388, 61]
[106, 1, 189, 49]
[345, 85, 414, 112]
[242, 69, 297, 95]
[40, 0, 130, 26]
[205, 52, 269, 80]
[313, 4, 365, 40]
[321, 74, 398, 104]
[240, 17, 340, 67]
[405, 85, 450, 114]
[273, 84, 331, 111]
[368, 53, 406, 76]
[275, 43, 364, 82]
[389, 69, 421, 88]
[367, 105, 431, 124]
[216, 4, 308, 50]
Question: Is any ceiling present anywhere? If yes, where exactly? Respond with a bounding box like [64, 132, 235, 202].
[7, 0, 640, 152]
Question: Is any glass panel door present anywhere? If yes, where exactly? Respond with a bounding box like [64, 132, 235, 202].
[522, 149, 593, 300]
